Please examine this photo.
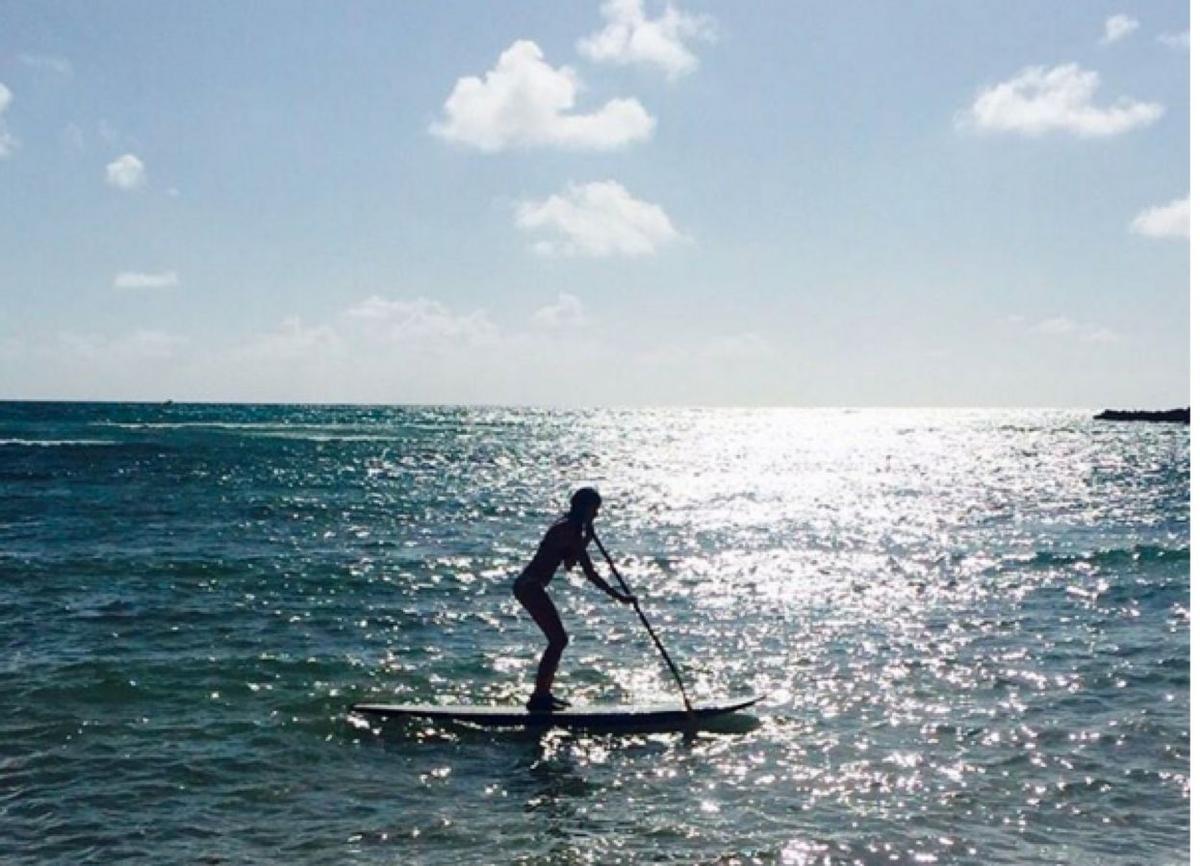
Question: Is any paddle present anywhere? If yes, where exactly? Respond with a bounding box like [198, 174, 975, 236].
[589, 528, 695, 716]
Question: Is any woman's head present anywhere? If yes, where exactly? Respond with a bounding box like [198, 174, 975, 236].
[568, 486, 602, 524]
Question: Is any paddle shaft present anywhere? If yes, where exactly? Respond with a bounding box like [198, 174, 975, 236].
[590, 530, 694, 714]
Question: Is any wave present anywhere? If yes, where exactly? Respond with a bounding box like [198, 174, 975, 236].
[90, 421, 397, 438]
[1016, 545, 1189, 568]
[0, 438, 120, 447]
[92, 421, 321, 430]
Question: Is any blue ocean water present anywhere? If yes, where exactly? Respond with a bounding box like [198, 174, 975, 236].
[0, 403, 1188, 865]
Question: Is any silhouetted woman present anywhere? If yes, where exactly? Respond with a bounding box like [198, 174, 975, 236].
[513, 487, 634, 711]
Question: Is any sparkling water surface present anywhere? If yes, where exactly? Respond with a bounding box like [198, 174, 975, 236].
[0, 404, 1188, 864]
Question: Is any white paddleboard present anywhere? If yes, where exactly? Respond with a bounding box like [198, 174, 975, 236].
[350, 696, 760, 731]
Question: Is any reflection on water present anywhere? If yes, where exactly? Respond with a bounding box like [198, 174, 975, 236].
[0, 404, 1188, 865]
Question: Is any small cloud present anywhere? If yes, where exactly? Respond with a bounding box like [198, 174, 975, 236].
[533, 292, 586, 328]
[1029, 316, 1121, 343]
[1157, 31, 1190, 50]
[959, 63, 1163, 137]
[105, 153, 146, 190]
[0, 83, 17, 158]
[1130, 197, 1189, 239]
[17, 53, 73, 77]
[1100, 14, 1139, 45]
[113, 270, 180, 290]
[430, 40, 654, 152]
[578, 0, 716, 80]
[343, 295, 497, 344]
[515, 180, 684, 257]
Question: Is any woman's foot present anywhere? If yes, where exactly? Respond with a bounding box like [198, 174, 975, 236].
[526, 692, 555, 712]
[526, 692, 571, 712]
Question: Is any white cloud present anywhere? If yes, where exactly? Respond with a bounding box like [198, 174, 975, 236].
[578, 0, 716, 80]
[1157, 31, 1190, 50]
[105, 153, 146, 190]
[1130, 197, 1189, 239]
[0, 83, 17, 158]
[343, 295, 497, 344]
[533, 292, 586, 328]
[1029, 317, 1121, 343]
[17, 53, 73, 76]
[1100, 14, 1139, 45]
[430, 40, 655, 152]
[113, 270, 180, 290]
[515, 180, 683, 257]
[959, 64, 1163, 137]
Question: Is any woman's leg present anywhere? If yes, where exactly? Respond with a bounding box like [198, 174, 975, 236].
[515, 584, 568, 695]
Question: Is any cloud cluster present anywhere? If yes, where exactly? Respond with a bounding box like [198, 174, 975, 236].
[578, 0, 715, 80]
[516, 180, 683, 256]
[961, 64, 1163, 137]
[429, 5, 711, 258]
[0, 84, 16, 158]
[1100, 14, 1139, 46]
[105, 153, 146, 190]
[430, 40, 654, 152]
[1130, 197, 1189, 239]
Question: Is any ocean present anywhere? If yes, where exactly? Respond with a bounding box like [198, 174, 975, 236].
[0, 403, 1188, 865]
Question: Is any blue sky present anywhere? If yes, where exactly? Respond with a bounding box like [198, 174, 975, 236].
[0, 1, 1190, 405]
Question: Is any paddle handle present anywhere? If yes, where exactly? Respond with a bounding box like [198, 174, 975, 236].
[590, 529, 694, 715]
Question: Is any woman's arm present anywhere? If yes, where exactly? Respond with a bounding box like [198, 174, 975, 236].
[577, 544, 635, 604]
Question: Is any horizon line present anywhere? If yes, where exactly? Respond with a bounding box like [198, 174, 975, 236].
[0, 398, 1188, 412]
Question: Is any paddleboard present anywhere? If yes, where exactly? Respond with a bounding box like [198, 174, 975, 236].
[350, 696, 760, 731]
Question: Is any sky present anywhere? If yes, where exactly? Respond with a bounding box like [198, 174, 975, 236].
[0, 1, 1190, 406]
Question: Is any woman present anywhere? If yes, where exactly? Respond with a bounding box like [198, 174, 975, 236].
[513, 487, 635, 711]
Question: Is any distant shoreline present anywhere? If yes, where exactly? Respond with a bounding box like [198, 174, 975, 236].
[1094, 408, 1190, 423]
